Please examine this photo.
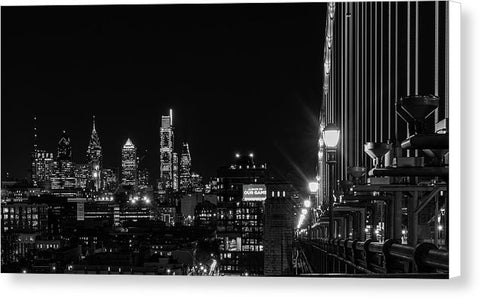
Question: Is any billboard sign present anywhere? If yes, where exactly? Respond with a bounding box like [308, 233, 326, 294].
[242, 184, 267, 201]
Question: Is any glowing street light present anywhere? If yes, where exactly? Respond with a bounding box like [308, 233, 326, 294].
[303, 199, 312, 208]
[235, 153, 240, 158]
[308, 181, 319, 193]
[249, 153, 254, 158]
[323, 123, 341, 149]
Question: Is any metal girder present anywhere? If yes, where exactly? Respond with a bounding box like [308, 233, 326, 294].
[353, 184, 445, 192]
[414, 186, 445, 215]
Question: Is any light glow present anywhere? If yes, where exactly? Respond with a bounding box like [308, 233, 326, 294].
[308, 182, 319, 193]
[323, 123, 340, 148]
[303, 199, 312, 208]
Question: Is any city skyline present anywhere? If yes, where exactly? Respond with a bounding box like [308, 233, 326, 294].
[1, 3, 326, 187]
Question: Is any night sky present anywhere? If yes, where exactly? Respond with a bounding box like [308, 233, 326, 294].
[1, 3, 326, 188]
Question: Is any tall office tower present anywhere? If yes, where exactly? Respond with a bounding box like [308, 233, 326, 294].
[32, 150, 55, 188]
[121, 138, 138, 187]
[30, 116, 54, 187]
[179, 142, 192, 192]
[159, 109, 175, 192]
[51, 130, 76, 189]
[86, 116, 102, 191]
[56, 130, 72, 160]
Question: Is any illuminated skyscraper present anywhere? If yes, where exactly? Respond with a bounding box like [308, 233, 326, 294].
[86, 116, 102, 191]
[159, 109, 177, 192]
[51, 130, 75, 189]
[121, 138, 137, 187]
[56, 130, 72, 160]
[32, 150, 55, 188]
[30, 116, 54, 188]
[179, 142, 192, 192]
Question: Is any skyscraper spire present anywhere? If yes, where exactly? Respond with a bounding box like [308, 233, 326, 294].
[87, 115, 102, 191]
[88, 115, 101, 149]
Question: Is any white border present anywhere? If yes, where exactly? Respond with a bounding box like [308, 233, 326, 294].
[448, 0, 461, 279]
[0, 0, 476, 297]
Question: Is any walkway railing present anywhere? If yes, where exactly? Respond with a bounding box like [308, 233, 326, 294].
[297, 238, 448, 278]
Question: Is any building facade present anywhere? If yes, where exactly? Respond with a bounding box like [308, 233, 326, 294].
[216, 155, 268, 275]
[121, 138, 137, 187]
[263, 187, 296, 276]
[179, 142, 192, 192]
[51, 131, 76, 190]
[31, 150, 54, 188]
[158, 109, 177, 192]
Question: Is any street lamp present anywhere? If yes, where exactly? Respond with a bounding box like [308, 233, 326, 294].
[308, 182, 319, 194]
[323, 124, 341, 149]
[303, 199, 312, 208]
[322, 123, 340, 239]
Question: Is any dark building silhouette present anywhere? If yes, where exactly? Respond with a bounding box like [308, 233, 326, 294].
[263, 183, 296, 276]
